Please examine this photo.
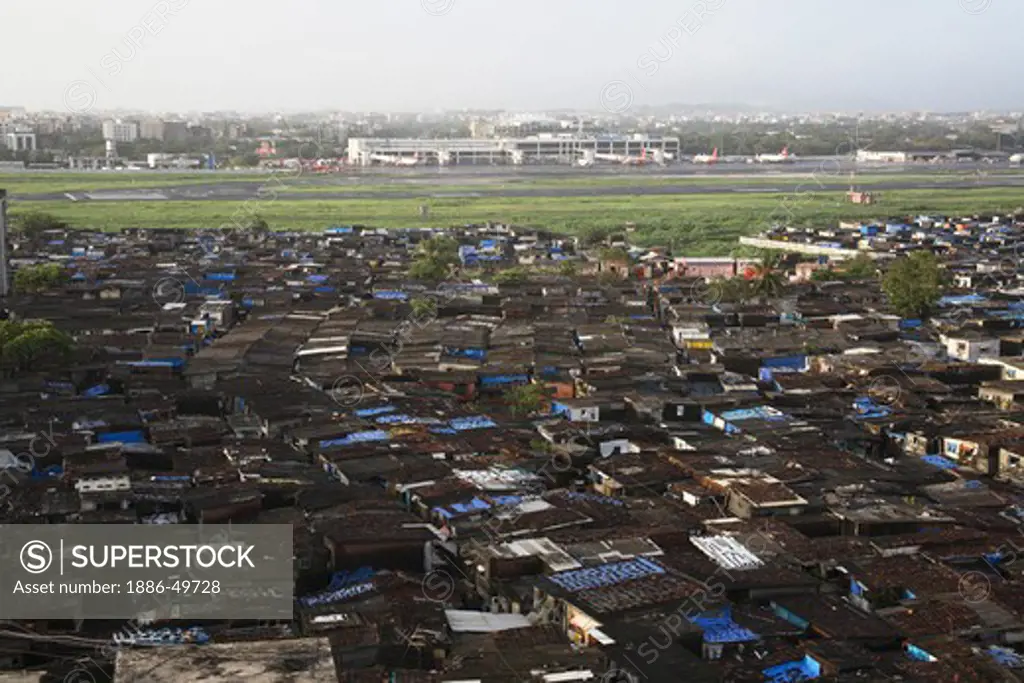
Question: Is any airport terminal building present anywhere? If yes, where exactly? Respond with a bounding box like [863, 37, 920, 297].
[347, 134, 680, 166]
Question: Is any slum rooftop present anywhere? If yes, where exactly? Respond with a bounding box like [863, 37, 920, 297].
[5, 215, 1024, 681]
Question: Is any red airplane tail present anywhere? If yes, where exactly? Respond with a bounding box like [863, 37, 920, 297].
[711, 148, 718, 159]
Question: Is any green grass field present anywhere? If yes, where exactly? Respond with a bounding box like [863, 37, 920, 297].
[10, 186, 1024, 255]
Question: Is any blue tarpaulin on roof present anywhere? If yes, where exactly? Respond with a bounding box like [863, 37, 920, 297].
[939, 294, 987, 307]
[720, 407, 788, 423]
[444, 347, 486, 360]
[490, 495, 523, 506]
[852, 397, 892, 420]
[563, 492, 625, 507]
[205, 272, 236, 281]
[987, 646, 1024, 669]
[449, 416, 497, 431]
[690, 607, 759, 644]
[905, 643, 936, 662]
[376, 414, 442, 426]
[375, 414, 412, 425]
[307, 274, 328, 283]
[764, 656, 821, 682]
[98, 430, 146, 444]
[762, 355, 806, 370]
[123, 358, 185, 369]
[373, 291, 408, 301]
[550, 557, 665, 592]
[354, 406, 397, 418]
[921, 454, 957, 470]
[318, 430, 390, 449]
[299, 580, 375, 608]
[32, 465, 63, 479]
[82, 384, 110, 397]
[480, 375, 528, 386]
[184, 282, 226, 297]
[435, 497, 492, 519]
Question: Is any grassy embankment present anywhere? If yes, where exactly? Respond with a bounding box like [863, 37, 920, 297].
[9, 186, 1024, 255]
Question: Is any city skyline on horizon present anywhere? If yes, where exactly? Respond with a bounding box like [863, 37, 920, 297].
[2, 0, 1020, 115]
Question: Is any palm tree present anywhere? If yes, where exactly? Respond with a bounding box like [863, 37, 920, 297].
[746, 251, 786, 300]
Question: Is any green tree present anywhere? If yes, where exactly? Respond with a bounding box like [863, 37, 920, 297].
[0, 320, 73, 376]
[13, 213, 67, 239]
[882, 251, 943, 318]
[842, 253, 878, 279]
[410, 296, 438, 319]
[599, 247, 630, 262]
[558, 260, 579, 278]
[14, 263, 68, 293]
[492, 267, 529, 285]
[409, 235, 459, 282]
[812, 255, 877, 282]
[503, 382, 554, 418]
[580, 226, 614, 246]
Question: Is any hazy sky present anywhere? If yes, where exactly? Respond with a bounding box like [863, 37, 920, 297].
[5, 0, 1020, 113]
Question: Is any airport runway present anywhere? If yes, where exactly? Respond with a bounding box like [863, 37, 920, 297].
[11, 161, 1024, 203]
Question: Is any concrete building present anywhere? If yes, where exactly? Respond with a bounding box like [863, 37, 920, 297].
[856, 150, 908, 164]
[347, 134, 680, 166]
[851, 150, 909, 163]
[140, 119, 165, 140]
[164, 121, 188, 143]
[1, 131, 35, 153]
[102, 120, 139, 143]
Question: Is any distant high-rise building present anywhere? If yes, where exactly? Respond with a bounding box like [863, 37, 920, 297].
[140, 119, 165, 140]
[469, 120, 495, 139]
[163, 121, 188, 143]
[102, 119, 138, 143]
[0, 107, 26, 122]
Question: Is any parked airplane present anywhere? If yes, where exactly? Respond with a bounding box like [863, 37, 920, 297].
[593, 148, 662, 166]
[621, 148, 651, 166]
[753, 146, 794, 164]
[693, 148, 719, 164]
[593, 151, 630, 163]
[370, 154, 422, 167]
